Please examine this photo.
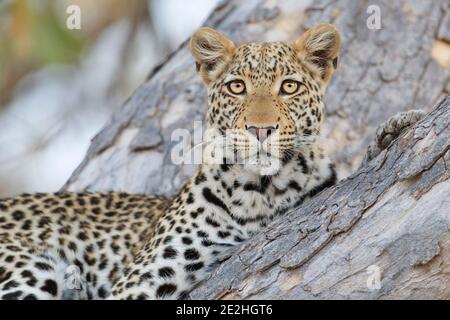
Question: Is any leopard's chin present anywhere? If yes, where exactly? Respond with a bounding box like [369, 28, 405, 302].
[244, 155, 281, 176]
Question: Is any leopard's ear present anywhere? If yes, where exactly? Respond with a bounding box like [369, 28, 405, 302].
[190, 27, 235, 85]
[293, 24, 341, 82]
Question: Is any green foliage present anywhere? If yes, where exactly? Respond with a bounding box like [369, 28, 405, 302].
[30, 3, 84, 64]
[0, 0, 86, 102]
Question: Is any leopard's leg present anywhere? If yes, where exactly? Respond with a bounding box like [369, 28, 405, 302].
[360, 109, 426, 167]
[0, 239, 88, 300]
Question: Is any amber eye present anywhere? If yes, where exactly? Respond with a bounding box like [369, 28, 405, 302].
[227, 80, 246, 95]
[280, 80, 300, 95]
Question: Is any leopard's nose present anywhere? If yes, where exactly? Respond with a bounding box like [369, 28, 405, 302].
[245, 124, 278, 141]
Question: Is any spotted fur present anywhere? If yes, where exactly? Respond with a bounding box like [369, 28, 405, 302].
[0, 192, 168, 299]
[0, 24, 408, 300]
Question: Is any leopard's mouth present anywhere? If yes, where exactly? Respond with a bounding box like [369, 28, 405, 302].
[201, 129, 297, 173]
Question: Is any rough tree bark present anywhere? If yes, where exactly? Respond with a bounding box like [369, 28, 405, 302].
[62, 0, 450, 299]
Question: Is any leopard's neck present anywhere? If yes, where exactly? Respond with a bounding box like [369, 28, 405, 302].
[180, 149, 336, 237]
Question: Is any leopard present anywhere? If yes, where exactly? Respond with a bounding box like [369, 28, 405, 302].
[0, 24, 425, 300]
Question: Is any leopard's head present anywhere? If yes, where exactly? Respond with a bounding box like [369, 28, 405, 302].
[190, 24, 341, 175]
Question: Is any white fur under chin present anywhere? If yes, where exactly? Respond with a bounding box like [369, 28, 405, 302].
[244, 155, 281, 176]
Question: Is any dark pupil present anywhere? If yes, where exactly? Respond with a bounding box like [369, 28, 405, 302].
[233, 82, 242, 91]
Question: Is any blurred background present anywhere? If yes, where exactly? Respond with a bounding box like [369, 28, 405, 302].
[0, 0, 220, 197]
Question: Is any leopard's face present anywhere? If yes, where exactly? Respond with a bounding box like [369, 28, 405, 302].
[204, 42, 326, 175]
[191, 24, 341, 175]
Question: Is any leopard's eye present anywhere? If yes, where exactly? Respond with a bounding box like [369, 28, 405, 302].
[280, 80, 300, 95]
[227, 80, 246, 95]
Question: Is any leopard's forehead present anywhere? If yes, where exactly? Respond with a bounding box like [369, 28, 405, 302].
[227, 42, 302, 82]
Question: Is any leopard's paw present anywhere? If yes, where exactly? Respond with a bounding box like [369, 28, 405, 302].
[361, 109, 426, 166]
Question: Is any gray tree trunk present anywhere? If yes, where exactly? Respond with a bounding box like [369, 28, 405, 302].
[62, 0, 450, 299]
